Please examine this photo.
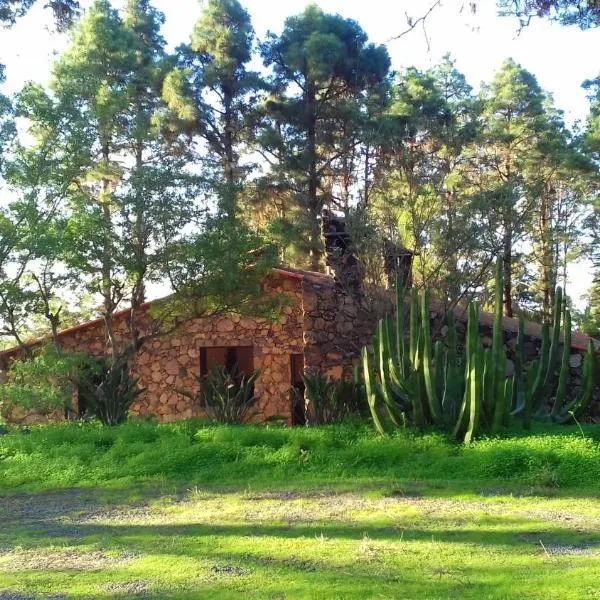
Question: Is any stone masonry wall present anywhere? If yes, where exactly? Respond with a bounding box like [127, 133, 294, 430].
[302, 277, 391, 379]
[130, 274, 303, 422]
[2, 273, 304, 423]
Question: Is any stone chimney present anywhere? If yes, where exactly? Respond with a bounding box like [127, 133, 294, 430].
[321, 210, 364, 295]
[383, 239, 414, 290]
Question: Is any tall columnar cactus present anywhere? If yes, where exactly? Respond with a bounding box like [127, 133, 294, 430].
[442, 310, 462, 426]
[361, 256, 596, 442]
[551, 309, 571, 418]
[552, 338, 596, 423]
[512, 317, 525, 414]
[491, 259, 508, 434]
[422, 290, 444, 427]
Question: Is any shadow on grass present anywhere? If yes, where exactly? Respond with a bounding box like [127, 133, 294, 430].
[3, 509, 600, 554]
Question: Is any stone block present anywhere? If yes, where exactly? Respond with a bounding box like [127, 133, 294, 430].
[570, 354, 583, 368]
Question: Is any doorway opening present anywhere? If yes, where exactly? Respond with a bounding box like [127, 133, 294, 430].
[290, 353, 306, 425]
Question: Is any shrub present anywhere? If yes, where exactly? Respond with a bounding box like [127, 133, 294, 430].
[0, 345, 96, 423]
[76, 357, 142, 426]
[300, 369, 363, 425]
[179, 364, 260, 424]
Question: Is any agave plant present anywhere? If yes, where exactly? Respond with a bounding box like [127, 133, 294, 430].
[180, 364, 260, 424]
[76, 356, 143, 426]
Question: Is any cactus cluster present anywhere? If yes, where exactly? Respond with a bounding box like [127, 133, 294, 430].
[362, 258, 596, 442]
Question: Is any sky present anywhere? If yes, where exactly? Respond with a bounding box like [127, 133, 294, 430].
[0, 0, 599, 303]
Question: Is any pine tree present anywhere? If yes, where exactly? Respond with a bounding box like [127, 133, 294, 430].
[476, 59, 548, 316]
[17, 0, 195, 357]
[259, 5, 390, 271]
[163, 0, 262, 218]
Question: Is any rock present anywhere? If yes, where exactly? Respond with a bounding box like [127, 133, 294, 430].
[336, 321, 353, 334]
[327, 365, 343, 380]
[505, 359, 514, 377]
[569, 354, 583, 368]
[165, 360, 180, 376]
[303, 291, 319, 312]
[216, 318, 234, 333]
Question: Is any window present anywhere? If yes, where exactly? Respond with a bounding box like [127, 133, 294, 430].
[199, 346, 254, 378]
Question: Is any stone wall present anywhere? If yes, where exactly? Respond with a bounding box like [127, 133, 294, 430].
[1, 273, 304, 423]
[302, 277, 392, 379]
[129, 274, 303, 422]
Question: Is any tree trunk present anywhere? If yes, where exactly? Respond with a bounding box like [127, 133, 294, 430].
[539, 189, 553, 319]
[502, 218, 513, 318]
[223, 87, 236, 219]
[101, 143, 117, 358]
[129, 138, 146, 354]
[306, 83, 323, 272]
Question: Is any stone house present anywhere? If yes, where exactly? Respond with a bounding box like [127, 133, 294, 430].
[0, 267, 390, 423]
[1, 203, 598, 422]
[1, 262, 598, 423]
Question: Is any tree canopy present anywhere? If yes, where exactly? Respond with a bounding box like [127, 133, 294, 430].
[0, 0, 599, 352]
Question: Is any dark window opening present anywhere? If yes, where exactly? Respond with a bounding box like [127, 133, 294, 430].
[200, 346, 254, 379]
[290, 353, 306, 426]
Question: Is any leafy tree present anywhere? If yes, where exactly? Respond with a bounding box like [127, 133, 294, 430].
[0, 0, 79, 30]
[16, 0, 195, 357]
[474, 59, 548, 316]
[164, 0, 263, 218]
[259, 4, 390, 270]
[497, 0, 600, 29]
[368, 58, 481, 304]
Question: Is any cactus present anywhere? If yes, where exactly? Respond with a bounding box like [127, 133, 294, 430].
[464, 350, 482, 443]
[452, 301, 479, 441]
[554, 339, 596, 423]
[491, 259, 508, 433]
[422, 290, 444, 426]
[511, 317, 525, 414]
[543, 287, 564, 394]
[442, 310, 462, 426]
[523, 322, 549, 428]
[361, 255, 596, 442]
[362, 346, 385, 435]
[551, 308, 571, 418]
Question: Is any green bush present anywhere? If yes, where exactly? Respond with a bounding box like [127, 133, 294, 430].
[1, 420, 600, 493]
[0, 345, 94, 421]
[179, 364, 260, 424]
[76, 357, 142, 426]
[300, 369, 363, 425]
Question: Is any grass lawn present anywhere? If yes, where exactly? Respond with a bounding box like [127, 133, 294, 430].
[1, 421, 600, 599]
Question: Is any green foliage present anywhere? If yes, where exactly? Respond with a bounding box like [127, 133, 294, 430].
[300, 369, 362, 426]
[3, 420, 600, 493]
[76, 357, 142, 426]
[258, 4, 390, 269]
[497, 0, 600, 29]
[160, 215, 281, 322]
[0, 345, 96, 421]
[362, 257, 596, 442]
[179, 364, 260, 424]
[0, 0, 78, 29]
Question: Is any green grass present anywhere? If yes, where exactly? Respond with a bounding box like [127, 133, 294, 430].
[1, 420, 600, 598]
